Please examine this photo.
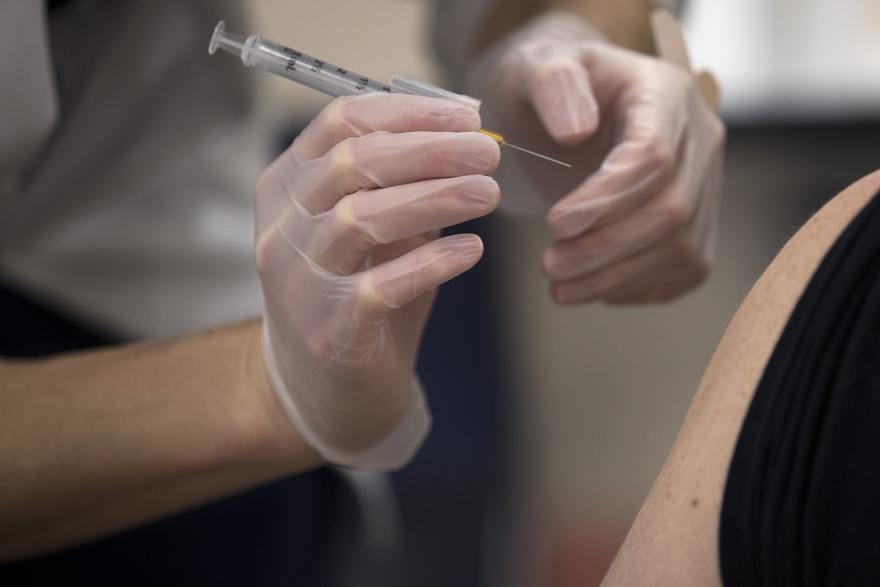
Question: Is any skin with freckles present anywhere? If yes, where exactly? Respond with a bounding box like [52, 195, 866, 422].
[600, 170, 880, 586]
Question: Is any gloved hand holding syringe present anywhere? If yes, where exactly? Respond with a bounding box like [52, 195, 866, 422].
[209, 20, 571, 168]
[214, 19, 511, 470]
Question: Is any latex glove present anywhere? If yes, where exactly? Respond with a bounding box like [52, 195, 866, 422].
[475, 12, 725, 305]
[255, 93, 500, 470]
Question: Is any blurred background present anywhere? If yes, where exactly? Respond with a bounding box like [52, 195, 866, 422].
[4, 0, 879, 585]
[247, 1, 880, 585]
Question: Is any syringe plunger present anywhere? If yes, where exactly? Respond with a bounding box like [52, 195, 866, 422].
[208, 21, 245, 57]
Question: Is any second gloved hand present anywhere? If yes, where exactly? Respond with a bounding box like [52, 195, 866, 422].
[474, 11, 725, 305]
[255, 94, 500, 470]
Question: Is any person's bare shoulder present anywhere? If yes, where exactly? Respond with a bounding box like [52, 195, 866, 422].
[601, 170, 880, 586]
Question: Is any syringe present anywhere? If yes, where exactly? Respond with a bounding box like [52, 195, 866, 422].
[208, 21, 571, 169]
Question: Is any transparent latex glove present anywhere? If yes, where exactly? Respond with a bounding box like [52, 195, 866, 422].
[256, 94, 500, 470]
[475, 11, 725, 305]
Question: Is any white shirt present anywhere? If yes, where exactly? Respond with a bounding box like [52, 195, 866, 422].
[0, 0, 267, 338]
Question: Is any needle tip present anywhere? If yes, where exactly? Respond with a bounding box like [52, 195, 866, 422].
[502, 141, 572, 168]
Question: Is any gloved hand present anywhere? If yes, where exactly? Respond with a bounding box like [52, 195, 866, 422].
[474, 11, 725, 305]
[255, 93, 500, 470]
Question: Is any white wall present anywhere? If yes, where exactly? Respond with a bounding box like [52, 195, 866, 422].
[685, 0, 880, 121]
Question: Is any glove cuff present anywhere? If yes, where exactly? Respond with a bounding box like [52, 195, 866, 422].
[261, 324, 431, 471]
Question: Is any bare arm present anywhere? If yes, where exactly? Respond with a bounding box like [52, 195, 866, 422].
[601, 170, 880, 585]
[0, 319, 320, 561]
[544, 0, 656, 52]
[431, 0, 661, 84]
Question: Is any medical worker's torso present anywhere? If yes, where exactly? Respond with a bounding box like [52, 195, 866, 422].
[0, 0, 265, 339]
[0, 3, 344, 586]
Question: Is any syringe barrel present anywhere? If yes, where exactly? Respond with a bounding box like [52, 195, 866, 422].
[389, 74, 481, 111]
[241, 35, 394, 98]
[210, 21, 481, 110]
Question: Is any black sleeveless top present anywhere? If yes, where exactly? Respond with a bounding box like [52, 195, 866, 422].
[721, 190, 880, 585]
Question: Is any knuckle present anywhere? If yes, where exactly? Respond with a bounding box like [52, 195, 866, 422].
[319, 98, 345, 134]
[253, 240, 269, 274]
[542, 250, 563, 278]
[253, 230, 278, 275]
[547, 206, 578, 238]
[356, 273, 392, 315]
[659, 198, 691, 231]
[332, 136, 359, 177]
[333, 194, 376, 247]
[513, 38, 552, 65]
[545, 245, 587, 279]
[537, 56, 581, 79]
[642, 139, 674, 172]
[326, 95, 361, 137]
[336, 131, 390, 186]
[333, 194, 363, 239]
[576, 39, 607, 67]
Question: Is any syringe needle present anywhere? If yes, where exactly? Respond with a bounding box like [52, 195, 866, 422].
[478, 128, 572, 168]
[501, 141, 573, 168]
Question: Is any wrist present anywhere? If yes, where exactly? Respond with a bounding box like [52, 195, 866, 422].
[469, 10, 607, 99]
[257, 322, 431, 471]
[546, 1, 655, 53]
[522, 10, 609, 44]
[233, 320, 323, 471]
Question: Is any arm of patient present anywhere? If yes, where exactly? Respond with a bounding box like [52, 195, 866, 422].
[601, 169, 880, 585]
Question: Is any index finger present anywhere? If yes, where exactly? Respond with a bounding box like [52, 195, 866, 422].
[292, 94, 482, 160]
[547, 94, 686, 240]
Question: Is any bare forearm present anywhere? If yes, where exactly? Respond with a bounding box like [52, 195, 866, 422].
[547, 0, 655, 52]
[469, 0, 656, 60]
[0, 320, 320, 560]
